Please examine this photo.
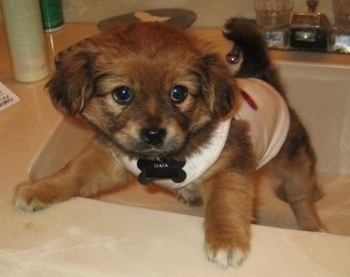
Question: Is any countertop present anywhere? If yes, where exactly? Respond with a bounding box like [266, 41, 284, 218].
[1, 23, 350, 276]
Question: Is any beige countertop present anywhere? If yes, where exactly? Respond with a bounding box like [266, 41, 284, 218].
[1, 23, 350, 276]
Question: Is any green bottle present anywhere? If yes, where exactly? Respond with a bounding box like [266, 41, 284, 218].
[40, 0, 64, 32]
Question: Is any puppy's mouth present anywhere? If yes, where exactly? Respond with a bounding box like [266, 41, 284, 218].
[118, 127, 183, 159]
[124, 142, 179, 160]
[138, 147, 172, 158]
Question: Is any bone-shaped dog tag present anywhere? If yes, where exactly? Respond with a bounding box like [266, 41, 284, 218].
[137, 159, 186, 185]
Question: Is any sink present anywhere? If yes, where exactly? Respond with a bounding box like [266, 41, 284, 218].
[30, 51, 350, 235]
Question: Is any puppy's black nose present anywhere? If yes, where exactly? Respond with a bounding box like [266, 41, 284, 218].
[142, 128, 166, 145]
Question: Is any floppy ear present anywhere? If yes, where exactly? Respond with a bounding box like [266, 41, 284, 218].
[201, 53, 236, 118]
[45, 38, 97, 117]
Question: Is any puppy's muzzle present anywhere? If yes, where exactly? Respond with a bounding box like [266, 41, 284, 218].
[142, 128, 167, 146]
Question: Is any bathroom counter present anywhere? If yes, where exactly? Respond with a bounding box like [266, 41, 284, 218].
[1, 23, 350, 276]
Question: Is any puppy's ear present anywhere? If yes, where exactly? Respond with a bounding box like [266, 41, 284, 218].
[45, 38, 97, 117]
[202, 53, 235, 118]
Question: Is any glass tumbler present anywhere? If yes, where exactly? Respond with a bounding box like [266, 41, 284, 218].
[333, 0, 350, 33]
[254, 0, 294, 29]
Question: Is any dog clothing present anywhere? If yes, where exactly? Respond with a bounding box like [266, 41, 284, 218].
[235, 78, 290, 169]
[113, 78, 290, 190]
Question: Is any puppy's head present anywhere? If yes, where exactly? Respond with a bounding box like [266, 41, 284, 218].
[47, 22, 236, 159]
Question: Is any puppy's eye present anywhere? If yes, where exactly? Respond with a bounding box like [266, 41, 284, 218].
[112, 86, 132, 104]
[170, 86, 188, 103]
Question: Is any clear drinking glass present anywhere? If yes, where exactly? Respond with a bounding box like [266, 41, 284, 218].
[333, 0, 350, 33]
[254, 0, 294, 29]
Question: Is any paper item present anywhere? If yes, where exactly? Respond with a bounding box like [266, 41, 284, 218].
[0, 82, 20, 111]
[134, 11, 171, 22]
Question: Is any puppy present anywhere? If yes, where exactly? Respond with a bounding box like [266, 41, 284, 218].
[13, 19, 323, 269]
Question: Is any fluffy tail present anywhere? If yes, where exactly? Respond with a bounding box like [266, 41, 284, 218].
[223, 18, 286, 96]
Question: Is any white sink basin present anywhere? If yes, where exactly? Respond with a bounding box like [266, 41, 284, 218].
[29, 50, 350, 236]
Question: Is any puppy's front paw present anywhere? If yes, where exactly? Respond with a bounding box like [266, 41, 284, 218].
[13, 181, 54, 213]
[205, 232, 250, 269]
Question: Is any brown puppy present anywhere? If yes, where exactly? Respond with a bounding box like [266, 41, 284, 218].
[14, 19, 323, 269]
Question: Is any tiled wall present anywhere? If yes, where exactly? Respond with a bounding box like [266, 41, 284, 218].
[61, 0, 334, 27]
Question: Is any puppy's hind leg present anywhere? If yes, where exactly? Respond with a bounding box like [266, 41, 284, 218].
[276, 164, 323, 232]
[268, 124, 324, 232]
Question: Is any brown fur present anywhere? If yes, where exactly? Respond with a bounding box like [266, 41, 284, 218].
[13, 20, 323, 269]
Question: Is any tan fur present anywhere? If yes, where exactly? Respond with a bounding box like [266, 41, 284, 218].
[13, 22, 323, 269]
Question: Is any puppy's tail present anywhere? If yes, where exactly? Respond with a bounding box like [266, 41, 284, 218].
[223, 18, 285, 95]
